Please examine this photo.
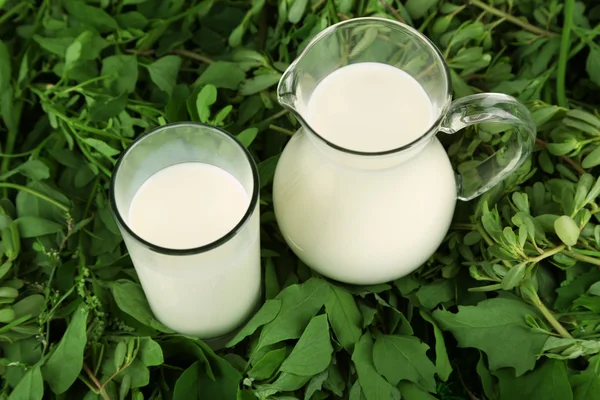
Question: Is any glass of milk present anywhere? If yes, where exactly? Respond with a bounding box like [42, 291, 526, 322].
[110, 123, 261, 341]
[273, 17, 537, 285]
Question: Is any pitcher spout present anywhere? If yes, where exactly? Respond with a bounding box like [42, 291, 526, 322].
[277, 64, 301, 115]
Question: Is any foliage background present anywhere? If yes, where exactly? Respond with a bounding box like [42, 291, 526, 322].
[2, 0, 600, 399]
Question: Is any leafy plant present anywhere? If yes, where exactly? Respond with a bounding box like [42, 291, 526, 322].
[1, 0, 600, 399]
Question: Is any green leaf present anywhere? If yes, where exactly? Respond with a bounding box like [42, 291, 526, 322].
[147, 55, 182, 96]
[571, 356, 600, 400]
[352, 333, 399, 400]
[567, 109, 600, 129]
[543, 336, 600, 359]
[196, 84, 218, 123]
[195, 344, 243, 400]
[213, 105, 233, 125]
[325, 284, 362, 351]
[288, 0, 308, 23]
[16, 216, 63, 238]
[501, 262, 527, 290]
[12, 294, 44, 320]
[0, 40, 10, 92]
[532, 106, 562, 127]
[115, 11, 149, 29]
[8, 364, 44, 400]
[17, 160, 50, 180]
[90, 93, 128, 122]
[476, 353, 496, 400]
[554, 215, 580, 246]
[495, 359, 573, 400]
[415, 279, 454, 309]
[405, 0, 439, 19]
[256, 278, 329, 350]
[323, 362, 345, 396]
[574, 174, 595, 211]
[173, 361, 201, 400]
[166, 84, 191, 123]
[197, 61, 246, 90]
[139, 338, 163, 366]
[587, 45, 600, 87]
[258, 155, 280, 188]
[420, 310, 452, 381]
[248, 347, 287, 381]
[433, 297, 549, 376]
[547, 141, 578, 156]
[280, 314, 333, 376]
[109, 280, 173, 332]
[398, 382, 438, 400]
[236, 127, 258, 148]
[83, 138, 120, 160]
[114, 342, 127, 370]
[101, 55, 138, 95]
[63, 0, 118, 32]
[373, 335, 437, 392]
[582, 145, 600, 168]
[304, 370, 328, 400]
[43, 305, 89, 394]
[227, 299, 281, 347]
[240, 73, 281, 96]
[348, 382, 366, 400]
[32, 36, 74, 57]
[64, 40, 82, 74]
[228, 23, 247, 48]
[0, 307, 15, 323]
[257, 372, 310, 393]
[557, 269, 600, 311]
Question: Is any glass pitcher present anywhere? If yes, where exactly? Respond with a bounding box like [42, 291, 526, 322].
[272, 17, 536, 285]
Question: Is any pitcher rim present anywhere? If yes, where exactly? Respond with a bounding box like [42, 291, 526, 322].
[277, 16, 453, 157]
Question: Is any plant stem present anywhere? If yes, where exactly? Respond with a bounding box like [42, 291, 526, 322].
[311, 0, 327, 12]
[536, 138, 586, 175]
[534, 297, 574, 339]
[379, 0, 406, 24]
[269, 124, 295, 136]
[171, 49, 214, 64]
[564, 250, 600, 266]
[0, 2, 29, 25]
[469, 0, 559, 38]
[77, 374, 99, 393]
[570, 248, 600, 257]
[0, 183, 70, 212]
[52, 75, 114, 96]
[53, 110, 130, 142]
[557, 0, 575, 107]
[528, 244, 566, 263]
[476, 222, 573, 337]
[451, 223, 476, 230]
[83, 364, 110, 400]
[259, 109, 289, 126]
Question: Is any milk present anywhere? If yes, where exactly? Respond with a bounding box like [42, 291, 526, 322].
[306, 62, 435, 152]
[129, 163, 249, 250]
[273, 62, 457, 284]
[125, 162, 261, 337]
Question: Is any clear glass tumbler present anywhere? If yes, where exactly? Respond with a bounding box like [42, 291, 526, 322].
[110, 122, 261, 339]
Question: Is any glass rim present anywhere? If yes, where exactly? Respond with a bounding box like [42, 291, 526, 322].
[109, 121, 260, 256]
[277, 16, 453, 157]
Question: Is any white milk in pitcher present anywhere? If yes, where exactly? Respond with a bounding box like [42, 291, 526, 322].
[306, 63, 434, 152]
[273, 62, 457, 284]
[126, 162, 261, 337]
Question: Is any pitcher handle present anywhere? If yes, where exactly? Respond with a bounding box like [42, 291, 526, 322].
[439, 93, 537, 201]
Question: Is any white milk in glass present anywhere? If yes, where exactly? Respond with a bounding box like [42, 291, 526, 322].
[273, 62, 457, 284]
[126, 162, 260, 337]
